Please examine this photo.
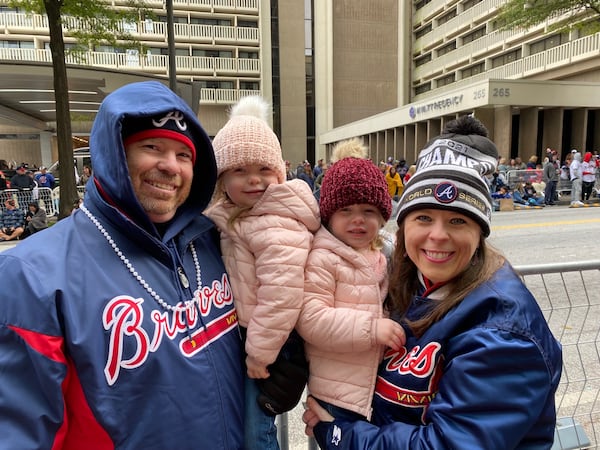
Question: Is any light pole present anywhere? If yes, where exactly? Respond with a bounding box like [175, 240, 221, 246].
[166, 0, 177, 93]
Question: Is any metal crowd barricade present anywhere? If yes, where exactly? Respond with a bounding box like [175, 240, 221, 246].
[278, 260, 600, 450]
[505, 169, 544, 188]
[0, 187, 86, 217]
[0, 187, 57, 216]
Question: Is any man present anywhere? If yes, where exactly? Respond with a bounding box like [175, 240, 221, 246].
[9, 164, 35, 190]
[543, 151, 559, 205]
[0, 198, 25, 241]
[35, 165, 56, 189]
[0, 81, 244, 449]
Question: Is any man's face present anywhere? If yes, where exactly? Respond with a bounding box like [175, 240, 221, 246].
[125, 137, 194, 223]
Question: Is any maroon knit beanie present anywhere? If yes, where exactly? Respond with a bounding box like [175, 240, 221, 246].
[319, 156, 391, 225]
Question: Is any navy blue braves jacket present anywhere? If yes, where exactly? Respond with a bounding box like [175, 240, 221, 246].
[0, 81, 244, 449]
[314, 263, 562, 449]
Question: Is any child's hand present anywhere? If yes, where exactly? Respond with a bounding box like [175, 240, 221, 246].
[246, 355, 270, 379]
[375, 318, 406, 351]
[303, 396, 334, 437]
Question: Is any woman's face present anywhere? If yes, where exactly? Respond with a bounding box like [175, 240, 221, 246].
[403, 208, 481, 284]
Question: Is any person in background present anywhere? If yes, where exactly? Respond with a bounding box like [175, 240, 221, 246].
[0, 170, 7, 190]
[207, 95, 320, 450]
[303, 115, 562, 450]
[0, 198, 25, 241]
[286, 160, 296, 181]
[297, 160, 315, 191]
[79, 164, 93, 186]
[543, 151, 559, 205]
[9, 164, 35, 190]
[0, 81, 244, 449]
[403, 164, 416, 183]
[570, 151, 584, 206]
[22, 201, 48, 238]
[297, 138, 405, 426]
[34, 166, 56, 189]
[385, 165, 404, 200]
[581, 152, 596, 201]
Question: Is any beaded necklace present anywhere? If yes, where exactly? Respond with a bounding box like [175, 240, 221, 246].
[80, 203, 201, 314]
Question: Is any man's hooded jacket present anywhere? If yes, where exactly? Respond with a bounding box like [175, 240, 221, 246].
[0, 81, 244, 449]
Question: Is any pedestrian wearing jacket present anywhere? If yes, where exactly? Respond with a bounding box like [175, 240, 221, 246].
[303, 115, 562, 450]
[581, 152, 596, 201]
[297, 138, 405, 422]
[206, 95, 321, 450]
[0, 81, 244, 449]
[0, 197, 25, 241]
[384, 165, 403, 199]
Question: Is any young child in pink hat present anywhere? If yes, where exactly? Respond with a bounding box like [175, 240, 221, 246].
[206, 95, 320, 450]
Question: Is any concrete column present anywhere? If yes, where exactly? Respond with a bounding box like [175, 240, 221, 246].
[571, 109, 588, 152]
[395, 127, 405, 158]
[542, 108, 563, 155]
[518, 107, 538, 160]
[474, 108, 495, 141]
[405, 125, 416, 163]
[39, 131, 53, 168]
[416, 122, 428, 152]
[494, 106, 512, 160]
[428, 119, 441, 141]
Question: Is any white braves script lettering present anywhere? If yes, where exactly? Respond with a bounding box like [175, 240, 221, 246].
[103, 273, 233, 385]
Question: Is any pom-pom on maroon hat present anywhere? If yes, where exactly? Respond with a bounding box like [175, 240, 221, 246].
[319, 138, 391, 225]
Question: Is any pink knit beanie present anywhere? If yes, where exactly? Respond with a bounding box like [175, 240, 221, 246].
[212, 96, 286, 183]
[319, 138, 391, 225]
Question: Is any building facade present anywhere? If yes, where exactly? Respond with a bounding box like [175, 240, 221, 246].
[0, 0, 313, 168]
[314, 0, 600, 165]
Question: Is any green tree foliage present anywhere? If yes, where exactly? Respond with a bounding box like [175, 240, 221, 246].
[496, 1, 600, 34]
[9, 0, 152, 218]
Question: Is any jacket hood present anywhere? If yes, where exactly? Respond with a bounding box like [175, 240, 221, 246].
[87, 81, 216, 234]
[584, 152, 592, 163]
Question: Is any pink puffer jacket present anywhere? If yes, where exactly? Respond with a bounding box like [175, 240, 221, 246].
[297, 226, 388, 419]
[206, 179, 320, 366]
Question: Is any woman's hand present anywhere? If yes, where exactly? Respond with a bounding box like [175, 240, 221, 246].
[302, 396, 334, 437]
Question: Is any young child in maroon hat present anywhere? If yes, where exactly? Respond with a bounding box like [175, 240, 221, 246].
[297, 138, 406, 422]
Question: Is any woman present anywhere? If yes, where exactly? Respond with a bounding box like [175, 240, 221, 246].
[384, 165, 403, 199]
[303, 116, 562, 449]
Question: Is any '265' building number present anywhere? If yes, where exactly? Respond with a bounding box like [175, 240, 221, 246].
[473, 87, 511, 100]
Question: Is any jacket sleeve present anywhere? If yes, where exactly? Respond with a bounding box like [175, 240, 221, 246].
[298, 250, 378, 353]
[0, 260, 68, 449]
[244, 216, 313, 366]
[314, 327, 558, 449]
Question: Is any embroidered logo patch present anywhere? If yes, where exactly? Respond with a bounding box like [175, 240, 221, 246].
[434, 181, 458, 204]
[331, 424, 342, 446]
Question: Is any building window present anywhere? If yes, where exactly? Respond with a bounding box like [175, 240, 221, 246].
[462, 26, 486, 44]
[415, 23, 432, 39]
[437, 41, 456, 57]
[530, 34, 565, 55]
[491, 48, 522, 68]
[415, 53, 432, 67]
[461, 62, 485, 78]
[239, 51, 258, 59]
[415, 0, 431, 9]
[462, 0, 482, 9]
[415, 82, 431, 95]
[198, 80, 234, 89]
[437, 73, 455, 87]
[0, 40, 33, 49]
[437, 9, 457, 26]
[192, 49, 233, 58]
[240, 81, 259, 90]
[238, 20, 258, 28]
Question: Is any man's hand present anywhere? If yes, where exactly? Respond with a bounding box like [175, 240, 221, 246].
[303, 396, 334, 437]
